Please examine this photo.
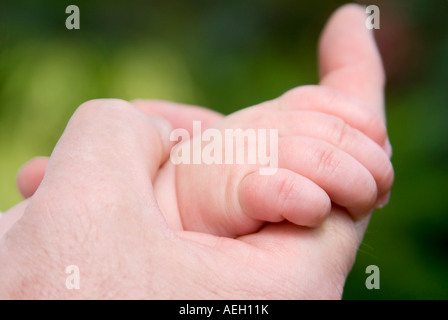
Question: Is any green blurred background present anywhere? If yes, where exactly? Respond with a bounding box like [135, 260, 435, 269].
[0, 0, 447, 299]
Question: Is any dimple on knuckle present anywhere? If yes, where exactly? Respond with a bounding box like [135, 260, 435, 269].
[276, 176, 300, 214]
[328, 118, 349, 146]
[315, 146, 340, 175]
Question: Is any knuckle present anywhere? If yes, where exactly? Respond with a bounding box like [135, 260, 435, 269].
[277, 176, 296, 200]
[279, 85, 320, 107]
[74, 99, 146, 138]
[77, 98, 110, 113]
[76, 99, 136, 119]
[314, 145, 340, 177]
[365, 112, 388, 145]
[284, 85, 320, 97]
[327, 117, 350, 147]
[245, 108, 269, 128]
[276, 175, 300, 214]
[379, 159, 395, 192]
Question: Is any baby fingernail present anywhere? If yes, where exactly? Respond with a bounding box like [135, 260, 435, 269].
[383, 138, 393, 158]
[374, 192, 391, 209]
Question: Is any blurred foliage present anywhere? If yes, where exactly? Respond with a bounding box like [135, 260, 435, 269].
[0, 0, 447, 299]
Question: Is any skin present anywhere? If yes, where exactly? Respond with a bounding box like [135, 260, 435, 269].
[1, 4, 393, 299]
[134, 93, 393, 238]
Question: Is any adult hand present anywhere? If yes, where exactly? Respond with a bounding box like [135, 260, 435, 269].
[0, 4, 391, 299]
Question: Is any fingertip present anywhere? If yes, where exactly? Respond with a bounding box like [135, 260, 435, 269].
[238, 171, 280, 223]
[346, 170, 378, 218]
[319, 3, 369, 73]
[297, 185, 332, 227]
[383, 138, 393, 158]
[16, 157, 49, 199]
[374, 191, 391, 209]
[319, 3, 385, 116]
[333, 3, 367, 19]
[238, 169, 332, 228]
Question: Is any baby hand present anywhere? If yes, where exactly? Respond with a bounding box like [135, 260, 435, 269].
[154, 87, 393, 237]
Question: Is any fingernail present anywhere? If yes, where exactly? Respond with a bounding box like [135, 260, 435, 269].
[374, 191, 391, 209]
[383, 138, 392, 158]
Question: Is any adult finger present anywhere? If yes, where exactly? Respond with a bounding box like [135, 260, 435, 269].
[318, 4, 386, 119]
[237, 209, 364, 299]
[15, 100, 221, 201]
[16, 157, 49, 199]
